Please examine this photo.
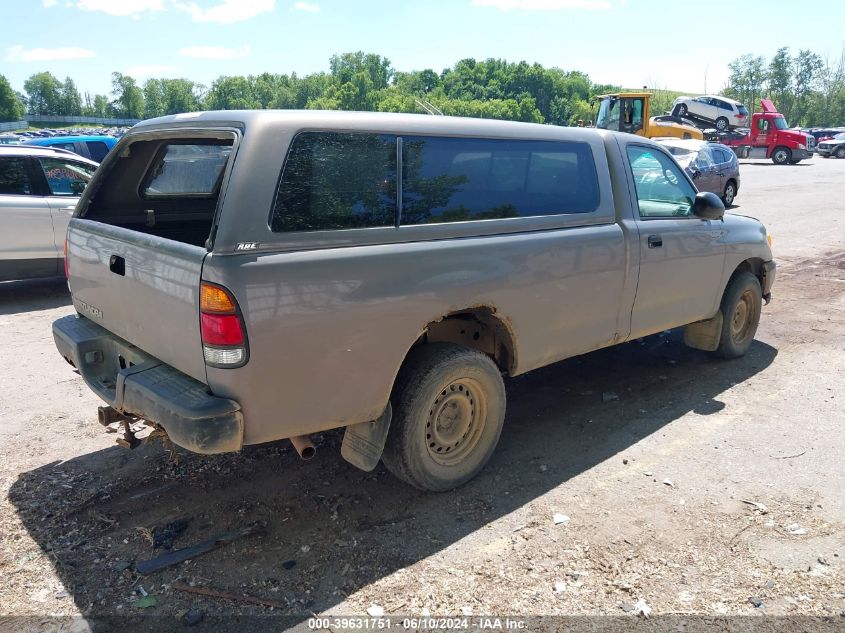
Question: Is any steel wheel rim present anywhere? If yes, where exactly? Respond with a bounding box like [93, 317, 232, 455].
[730, 290, 754, 343]
[775, 150, 787, 163]
[426, 378, 487, 466]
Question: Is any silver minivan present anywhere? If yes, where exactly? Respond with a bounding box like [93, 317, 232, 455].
[53, 111, 775, 490]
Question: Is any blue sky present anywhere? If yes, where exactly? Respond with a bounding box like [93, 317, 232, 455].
[2, 0, 844, 99]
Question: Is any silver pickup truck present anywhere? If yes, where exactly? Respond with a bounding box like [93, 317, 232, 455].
[52, 110, 775, 491]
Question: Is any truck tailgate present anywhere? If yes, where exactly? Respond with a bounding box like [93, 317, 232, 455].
[66, 217, 207, 383]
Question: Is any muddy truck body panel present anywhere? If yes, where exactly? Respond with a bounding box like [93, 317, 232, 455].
[52, 111, 775, 480]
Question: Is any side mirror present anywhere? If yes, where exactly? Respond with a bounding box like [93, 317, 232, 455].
[692, 191, 724, 220]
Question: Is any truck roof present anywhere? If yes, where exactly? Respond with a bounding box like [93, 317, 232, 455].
[131, 109, 616, 143]
[595, 92, 652, 99]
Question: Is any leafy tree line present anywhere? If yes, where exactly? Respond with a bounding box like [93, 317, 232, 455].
[3, 48, 844, 126]
[0, 52, 615, 125]
[724, 46, 845, 126]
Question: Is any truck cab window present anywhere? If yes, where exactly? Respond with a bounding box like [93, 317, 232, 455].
[621, 98, 644, 134]
[595, 98, 620, 131]
[627, 146, 695, 218]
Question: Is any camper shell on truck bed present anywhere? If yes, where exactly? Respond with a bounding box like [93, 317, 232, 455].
[53, 110, 775, 491]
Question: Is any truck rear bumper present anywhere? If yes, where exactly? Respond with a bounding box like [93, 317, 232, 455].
[53, 314, 243, 454]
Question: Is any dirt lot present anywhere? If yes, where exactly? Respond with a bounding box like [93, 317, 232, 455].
[0, 157, 843, 632]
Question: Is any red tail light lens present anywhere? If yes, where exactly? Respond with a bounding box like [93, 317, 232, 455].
[200, 282, 248, 367]
[201, 313, 244, 346]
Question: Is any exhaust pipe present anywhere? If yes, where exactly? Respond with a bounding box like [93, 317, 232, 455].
[98, 405, 130, 427]
[290, 435, 316, 460]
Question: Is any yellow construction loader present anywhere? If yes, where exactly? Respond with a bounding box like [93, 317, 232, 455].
[594, 92, 703, 140]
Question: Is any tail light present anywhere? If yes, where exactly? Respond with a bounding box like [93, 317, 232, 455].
[200, 282, 248, 367]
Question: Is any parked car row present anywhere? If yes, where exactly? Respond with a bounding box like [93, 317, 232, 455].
[816, 132, 845, 158]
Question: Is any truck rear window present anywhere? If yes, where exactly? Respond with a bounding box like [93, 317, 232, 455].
[143, 143, 231, 196]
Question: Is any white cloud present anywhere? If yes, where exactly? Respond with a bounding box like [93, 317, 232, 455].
[471, 0, 611, 9]
[4, 45, 96, 62]
[178, 45, 251, 60]
[42, 0, 58, 7]
[75, 0, 164, 16]
[125, 64, 178, 77]
[175, 0, 275, 23]
[293, 2, 319, 12]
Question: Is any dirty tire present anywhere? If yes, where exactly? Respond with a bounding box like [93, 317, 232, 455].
[771, 147, 791, 165]
[382, 343, 506, 491]
[715, 116, 729, 131]
[715, 272, 762, 359]
[722, 180, 736, 207]
[836, 146, 845, 159]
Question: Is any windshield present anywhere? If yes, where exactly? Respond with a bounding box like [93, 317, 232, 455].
[595, 98, 619, 131]
[773, 116, 789, 130]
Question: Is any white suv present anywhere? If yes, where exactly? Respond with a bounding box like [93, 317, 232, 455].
[0, 145, 98, 281]
[672, 95, 749, 131]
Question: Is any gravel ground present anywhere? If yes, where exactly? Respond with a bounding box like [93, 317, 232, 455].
[0, 157, 843, 633]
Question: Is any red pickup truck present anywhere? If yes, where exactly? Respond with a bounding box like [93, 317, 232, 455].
[715, 99, 814, 164]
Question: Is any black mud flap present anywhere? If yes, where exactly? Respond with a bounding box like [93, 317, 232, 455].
[341, 404, 392, 472]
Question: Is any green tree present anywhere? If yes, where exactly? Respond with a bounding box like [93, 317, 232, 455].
[143, 79, 165, 118]
[204, 75, 259, 110]
[792, 49, 823, 126]
[724, 54, 767, 113]
[93, 94, 111, 118]
[59, 77, 82, 116]
[23, 71, 62, 115]
[111, 72, 144, 119]
[767, 47, 793, 119]
[0, 74, 25, 121]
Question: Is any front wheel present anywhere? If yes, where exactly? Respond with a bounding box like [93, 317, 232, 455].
[382, 343, 506, 491]
[715, 117, 729, 131]
[771, 147, 791, 165]
[836, 146, 845, 159]
[722, 180, 736, 207]
[715, 272, 762, 359]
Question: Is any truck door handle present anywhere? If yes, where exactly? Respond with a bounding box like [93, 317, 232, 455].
[647, 235, 663, 249]
[109, 254, 125, 276]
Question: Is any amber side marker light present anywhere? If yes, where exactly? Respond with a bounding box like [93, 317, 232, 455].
[200, 282, 247, 366]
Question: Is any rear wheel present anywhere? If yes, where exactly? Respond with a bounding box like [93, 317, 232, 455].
[715, 272, 762, 359]
[722, 180, 736, 207]
[771, 147, 791, 165]
[715, 117, 729, 131]
[382, 343, 506, 491]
